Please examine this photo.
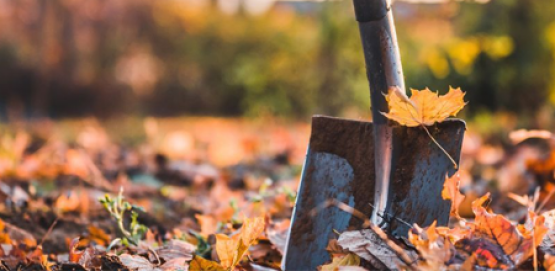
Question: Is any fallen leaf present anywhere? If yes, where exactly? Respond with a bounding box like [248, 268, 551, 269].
[471, 193, 547, 265]
[189, 255, 225, 271]
[68, 238, 82, 263]
[120, 254, 159, 271]
[240, 216, 265, 246]
[545, 254, 555, 271]
[87, 225, 111, 247]
[409, 222, 456, 270]
[320, 253, 360, 271]
[195, 214, 218, 237]
[156, 239, 195, 262]
[337, 228, 416, 270]
[215, 234, 239, 269]
[382, 87, 466, 127]
[215, 216, 265, 270]
[337, 267, 369, 271]
[441, 173, 465, 218]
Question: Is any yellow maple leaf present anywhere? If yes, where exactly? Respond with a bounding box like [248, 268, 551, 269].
[382, 87, 466, 127]
[215, 216, 265, 270]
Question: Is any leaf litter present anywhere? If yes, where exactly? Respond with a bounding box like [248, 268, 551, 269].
[0, 107, 553, 270]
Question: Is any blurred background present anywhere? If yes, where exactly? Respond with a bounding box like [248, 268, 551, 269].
[1, 0, 554, 121]
[1, 0, 555, 246]
[1, 0, 555, 172]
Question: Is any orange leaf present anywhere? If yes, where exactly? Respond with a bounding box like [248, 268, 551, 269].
[215, 216, 265, 270]
[189, 255, 225, 271]
[240, 216, 265, 246]
[441, 173, 465, 218]
[68, 237, 82, 263]
[382, 87, 466, 127]
[195, 214, 218, 237]
[471, 193, 547, 265]
[215, 234, 238, 269]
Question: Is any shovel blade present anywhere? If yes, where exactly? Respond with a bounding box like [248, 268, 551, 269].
[282, 115, 465, 270]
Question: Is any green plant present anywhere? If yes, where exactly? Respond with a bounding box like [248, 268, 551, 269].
[99, 188, 147, 247]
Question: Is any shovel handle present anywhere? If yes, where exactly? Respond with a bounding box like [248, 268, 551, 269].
[353, 0, 405, 123]
[353, 0, 388, 22]
[353, 0, 405, 227]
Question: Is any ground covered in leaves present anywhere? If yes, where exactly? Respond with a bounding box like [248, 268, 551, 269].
[1, 118, 555, 270]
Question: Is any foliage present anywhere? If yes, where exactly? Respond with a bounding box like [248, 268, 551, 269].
[382, 87, 466, 127]
[0, 1, 554, 119]
[99, 188, 148, 247]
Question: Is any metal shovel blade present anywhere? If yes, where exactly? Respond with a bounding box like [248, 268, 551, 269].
[282, 115, 465, 270]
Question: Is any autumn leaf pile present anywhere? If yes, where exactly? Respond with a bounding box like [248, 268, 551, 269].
[0, 88, 555, 270]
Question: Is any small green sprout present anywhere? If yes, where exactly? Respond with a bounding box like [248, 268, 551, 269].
[99, 187, 147, 247]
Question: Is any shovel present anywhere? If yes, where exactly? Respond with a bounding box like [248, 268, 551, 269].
[282, 0, 465, 270]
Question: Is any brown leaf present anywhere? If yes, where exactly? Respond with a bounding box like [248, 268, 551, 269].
[337, 229, 416, 271]
[119, 254, 159, 271]
[156, 239, 195, 262]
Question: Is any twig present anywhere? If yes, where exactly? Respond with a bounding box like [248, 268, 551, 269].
[368, 224, 417, 270]
[39, 218, 59, 247]
[310, 199, 371, 228]
[538, 185, 555, 213]
[147, 246, 161, 266]
[421, 125, 458, 169]
[368, 203, 413, 229]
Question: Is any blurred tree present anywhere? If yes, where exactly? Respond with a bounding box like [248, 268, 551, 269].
[0, 0, 554, 119]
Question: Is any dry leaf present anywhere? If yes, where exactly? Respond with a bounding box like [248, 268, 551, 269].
[545, 254, 555, 271]
[320, 253, 360, 271]
[195, 214, 218, 237]
[409, 222, 456, 270]
[382, 87, 466, 127]
[215, 216, 265, 270]
[471, 193, 547, 265]
[68, 238, 82, 263]
[441, 173, 465, 218]
[119, 254, 160, 271]
[189, 255, 225, 271]
[337, 267, 369, 271]
[240, 216, 265, 246]
[156, 239, 195, 262]
[215, 234, 239, 269]
[337, 228, 416, 271]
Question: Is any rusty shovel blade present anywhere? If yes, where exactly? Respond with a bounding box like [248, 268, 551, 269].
[282, 115, 465, 270]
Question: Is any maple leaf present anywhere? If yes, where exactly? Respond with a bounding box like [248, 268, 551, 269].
[382, 86, 466, 168]
[382, 87, 466, 127]
[215, 216, 265, 270]
[471, 193, 548, 265]
[441, 173, 465, 218]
